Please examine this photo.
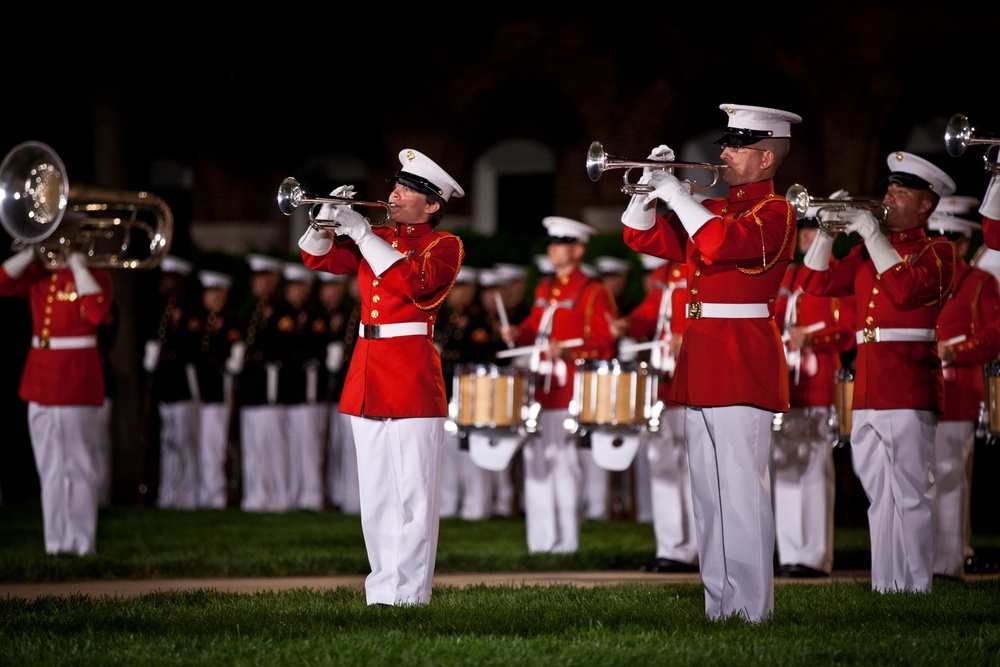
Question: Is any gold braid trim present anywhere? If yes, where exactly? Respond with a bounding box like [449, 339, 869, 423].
[737, 195, 793, 275]
[414, 233, 465, 311]
[915, 238, 955, 307]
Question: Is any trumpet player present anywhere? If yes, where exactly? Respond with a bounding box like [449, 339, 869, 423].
[621, 103, 801, 623]
[297, 148, 464, 607]
[926, 198, 1000, 579]
[0, 232, 114, 555]
[799, 151, 958, 594]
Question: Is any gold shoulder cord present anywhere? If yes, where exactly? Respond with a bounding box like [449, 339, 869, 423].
[415, 233, 465, 312]
[737, 195, 793, 276]
[915, 238, 956, 307]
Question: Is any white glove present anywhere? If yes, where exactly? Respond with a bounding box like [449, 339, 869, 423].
[802, 230, 835, 271]
[316, 184, 356, 222]
[326, 341, 345, 372]
[644, 170, 714, 238]
[980, 173, 1000, 220]
[642, 144, 675, 180]
[828, 189, 850, 200]
[225, 341, 246, 375]
[845, 210, 881, 240]
[621, 193, 656, 230]
[298, 225, 333, 256]
[2, 247, 36, 279]
[846, 211, 901, 274]
[143, 340, 162, 373]
[67, 251, 101, 296]
[333, 206, 371, 244]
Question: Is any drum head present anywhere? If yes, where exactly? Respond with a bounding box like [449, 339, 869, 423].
[468, 433, 521, 471]
[590, 430, 641, 471]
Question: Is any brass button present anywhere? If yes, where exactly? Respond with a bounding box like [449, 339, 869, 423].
[372, 279, 379, 287]
[371, 310, 379, 318]
[372, 295, 380, 303]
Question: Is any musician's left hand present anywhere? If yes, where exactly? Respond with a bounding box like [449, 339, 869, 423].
[643, 170, 690, 206]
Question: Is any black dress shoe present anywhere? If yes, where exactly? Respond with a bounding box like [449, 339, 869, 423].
[777, 563, 828, 579]
[640, 557, 699, 573]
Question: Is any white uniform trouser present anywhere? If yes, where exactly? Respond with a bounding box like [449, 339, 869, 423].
[198, 402, 230, 509]
[647, 406, 698, 565]
[28, 402, 100, 556]
[157, 400, 200, 510]
[686, 405, 775, 623]
[452, 432, 493, 520]
[771, 406, 835, 573]
[329, 408, 361, 514]
[492, 465, 516, 518]
[523, 409, 582, 553]
[852, 408, 936, 593]
[95, 397, 113, 507]
[352, 415, 443, 606]
[240, 404, 289, 512]
[632, 436, 653, 523]
[439, 429, 462, 518]
[286, 403, 326, 511]
[580, 445, 610, 520]
[932, 420, 974, 579]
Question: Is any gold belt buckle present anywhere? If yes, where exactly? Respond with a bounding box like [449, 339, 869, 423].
[365, 324, 381, 340]
[688, 302, 702, 319]
[38, 338, 50, 349]
[863, 327, 878, 343]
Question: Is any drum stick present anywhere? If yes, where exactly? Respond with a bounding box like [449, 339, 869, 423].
[618, 339, 669, 354]
[943, 334, 966, 346]
[494, 292, 514, 348]
[782, 320, 827, 342]
[495, 338, 585, 359]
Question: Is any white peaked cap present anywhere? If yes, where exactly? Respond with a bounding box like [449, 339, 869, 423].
[542, 216, 595, 243]
[638, 253, 667, 271]
[477, 268, 506, 288]
[455, 266, 478, 283]
[198, 270, 231, 290]
[886, 151, 956, 197]
[935, 195, 981, 215]
[392, 148, 464, 201]
[283, 263, 316, 283]
[534, 254, 554, 274]
[716, 103, 802, 144]
[318, 271, 348, 283]
[493, 263, 528, 281]
[160, 255, 193, 275]
[246, 253, 284, 273]
[927, 213, 981, 238]
[595, 255, 630, 275]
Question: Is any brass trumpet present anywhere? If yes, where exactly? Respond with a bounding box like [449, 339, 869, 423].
[586, 141, 727, 194]
[0, 140, 173, 270]
[944, 113, 1000, 173]
[277, 177, 394, 226]
[785, 183, 887, 234]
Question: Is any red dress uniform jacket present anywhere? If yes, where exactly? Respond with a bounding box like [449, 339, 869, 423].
[514, 267, 617, 410]
[624, 180, 795, 412]
[0, 263, 113, 406]
[937, 260, 1000, 422]
[984, 217, 1000, 251]
[624, 261, 689, 407]
[776, 263, 855, 407]
[301, 222, 463, 418]
[798, 228, 956, 413]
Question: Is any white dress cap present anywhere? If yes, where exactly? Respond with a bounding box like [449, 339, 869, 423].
[716, 103, 802, 145]
[476, 267, 506, 288]
[934, 195, 981, 216]
[580, 263, 598, 278]
[926, 213, 981, 237]
[283, 263, 316, 283]
[638, 253, 667, 271]
[455, 266, 479, 284]
[595, 255, 630, 275]
[493, 263, 528, 281]
[246, 253, 284, 273]
[198, 270, 232, 290]
[160, 255, 193, 275]
[886, 151, 956, 197]
[393, 148, 464, 202]
[542, 216, 595, 243]
[533, 254, 554, 274]
[317, 271, 348, 283]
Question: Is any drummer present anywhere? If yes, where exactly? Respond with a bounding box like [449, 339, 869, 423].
[500, 216, 617, 554]
[927, 196, 1000, 578]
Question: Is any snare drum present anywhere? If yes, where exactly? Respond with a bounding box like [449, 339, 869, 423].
[572, 360, 655, 428]
[833, 367, 854, 446]
[984, 362, 1000, 438]
[453, 363, 530, 429]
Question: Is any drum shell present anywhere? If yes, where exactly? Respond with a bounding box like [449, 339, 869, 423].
[453, 363, 530, 428]
[573, 359, 655, 427]
[985, 361, 1000, 437]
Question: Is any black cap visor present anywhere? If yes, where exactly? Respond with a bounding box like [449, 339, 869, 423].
[387, 171, 444, 198]
[886, 171, 933, 192]
[714, 127, 773, 147]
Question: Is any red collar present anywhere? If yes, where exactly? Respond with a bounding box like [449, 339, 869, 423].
[392, 221, 434, 238]
[727, 180, 775, 203]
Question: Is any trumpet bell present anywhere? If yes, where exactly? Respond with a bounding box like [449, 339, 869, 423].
[0, 141, 173, 270]
[945, 114, 973, 157]
[0, 141, 69, 243]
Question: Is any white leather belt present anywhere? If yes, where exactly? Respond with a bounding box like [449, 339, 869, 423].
[856, 327, 936, 344]
[358, 322, 432, 340]
[31, 335, 97, 350]
[687, 302, 769, 319]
